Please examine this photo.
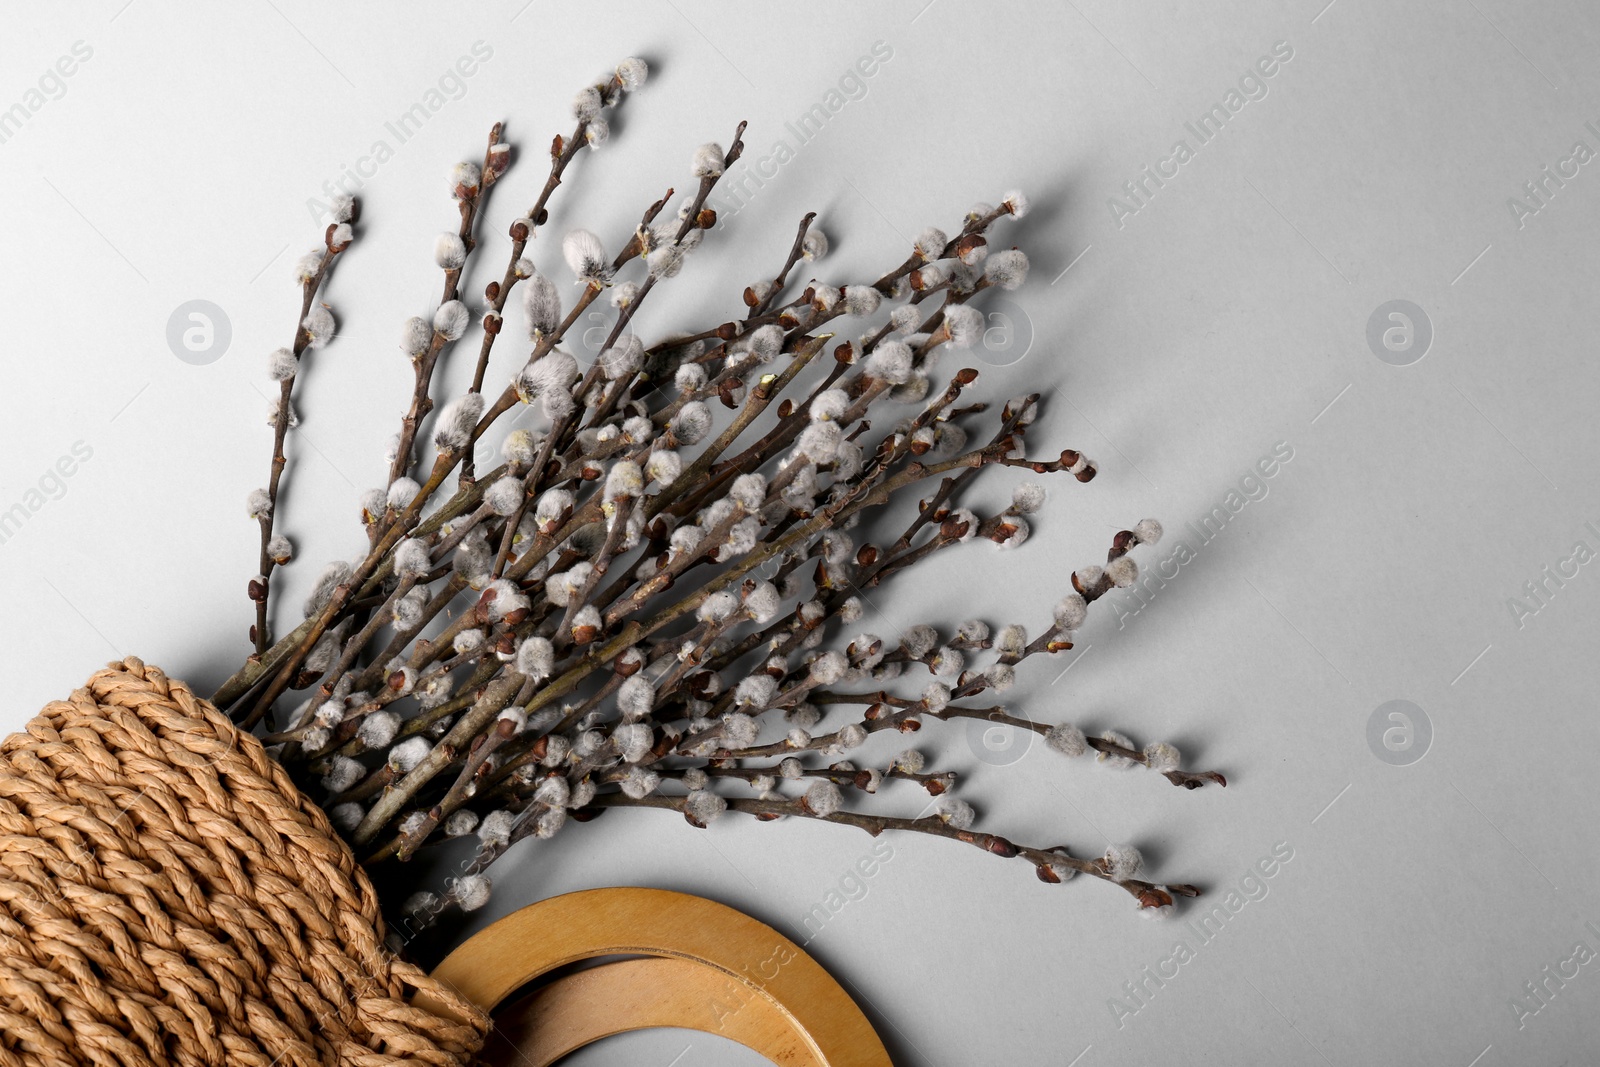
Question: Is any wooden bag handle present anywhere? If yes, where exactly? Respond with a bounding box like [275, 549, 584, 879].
[423, 886, 891, 1066]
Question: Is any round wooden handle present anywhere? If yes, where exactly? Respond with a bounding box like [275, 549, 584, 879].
[422, 886, 891, 1066]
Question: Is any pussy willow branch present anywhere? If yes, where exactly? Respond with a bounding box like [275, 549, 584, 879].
[386, 123, 505, 492]
[460, 70, 631, 485]
[586, 792, 1199, 910]
[357, 438, 1065, 854]
[222, 68, 1221, 924]
[252, 235, 348, 655]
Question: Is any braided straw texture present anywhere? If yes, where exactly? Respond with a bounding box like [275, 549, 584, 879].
[0, 658, 489, 1067]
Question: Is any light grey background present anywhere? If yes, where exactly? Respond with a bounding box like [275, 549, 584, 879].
[2, 1, 1597, 1063]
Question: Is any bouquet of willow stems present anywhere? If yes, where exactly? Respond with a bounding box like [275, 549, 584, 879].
[214, 55, 1225, 934]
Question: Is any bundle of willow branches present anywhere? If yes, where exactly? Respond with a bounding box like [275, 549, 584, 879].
[214, 56, 1224, 931]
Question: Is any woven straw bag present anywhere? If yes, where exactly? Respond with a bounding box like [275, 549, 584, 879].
[0, 658, 489, 1067]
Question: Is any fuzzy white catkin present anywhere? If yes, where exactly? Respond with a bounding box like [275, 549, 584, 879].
[523, 272, 561, 337]
[604, 460, 644, 502]
[865, 341, 912, 384]
[1075, 564, 1104, 589]
[889, 303, 923, 334]
[622, 765, 660, 799]
[321, 756, 365, 794]
[914, 227, 948, 258]
[983, 249, 1030, 290]
[1045, 723, 1087, 758]
[646, 450, 682, 487]
[267, 396, 298, 428]
[401, 316, 432, 357]
[1002, 190, 1030, 217]
[729, 473, 767, 511]
[444, 810, 479, 837]
[450, 874, 492, 912]
[743, 582, 782, 623]
[484, 476, 523, 516]
[1104, 843, 1143, 880]
[433, 393, 485, 452]
[386, 477, 420, 510]
[303, 560, 350, 617]
[330, 802, 363, 833]
[893, 749, 925, 773]
[942, 304, 984, 348]
[517, 351, 580, 419]
[735, 674, 778, 708]
[810, 389, 849, 422]
[675, 363, 707, 392]
[616, 56, 648, 90]
[691, 142, 725, 177]
[804, 779, 843, 817]
[357, 710, 400, 749]
[801, 229, 828, 260]
[809, 651, 848, 684]
[617, 675, 655, 720]
[647, 244, 686, 279]
[1012, 482, 1046, 514]
[479, 810, 516, 848]
[722, 712, 759, 749]
[483, 579, 529, 621]
[450, 160, 481, 194]
[842, 285, 881, 316]
[609, 281, 641, 310]
[1105, 556, 1139, 588]
[794, 422, 840, 464]
[570, 605, 601, 636]
[1053, 593, 1088, 633]
[388, 736, 431, 772]
[534, 807, 567, 839]
[996, 624, 1028, 657]
[535, 488, 574, 527]
[614, 722, 653, 762]
[302, 306, 335, 349]
[267, 534, 292, 564]
[622, 415, 653, 443]
[747, 324, 784, 361]
[698, 590, 740, 624]
[432, 300, 470, 341]
[901, 624, 938, 660]
[434, 232, 466, 270]
[684, 789, 727, 825]
[600, 333, 644, 380]
[1133, 518, 1164, 545]
[1097, 730, 1137, 769]
[535, 776, 571, 809]
[993, 516, 1029, 550]
[572, 86, 602, 121]
[672, 401, 713, 445]
[267, 348, 297, 381]
[294, 250, 322, 283]
[1143, 741, 1182, 773]
[835, 723, 868, 752]
[246, 487, 272, 520]
[939, 797, 975, 830]
[562, 228, 610, 283]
